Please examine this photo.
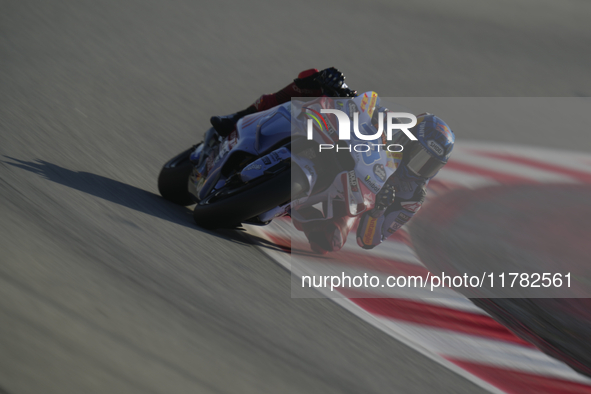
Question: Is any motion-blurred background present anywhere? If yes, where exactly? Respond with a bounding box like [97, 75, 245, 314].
[1, 0, 591, 393]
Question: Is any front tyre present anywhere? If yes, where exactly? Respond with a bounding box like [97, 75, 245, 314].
[158, 147, 197, 206]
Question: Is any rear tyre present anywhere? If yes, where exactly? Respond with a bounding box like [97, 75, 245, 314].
[158, 147, 196, 206]
[193, 165, 308, 229]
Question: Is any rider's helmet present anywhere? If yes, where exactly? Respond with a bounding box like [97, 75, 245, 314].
[390, 113, 455, 179]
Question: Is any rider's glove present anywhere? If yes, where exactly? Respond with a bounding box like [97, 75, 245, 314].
[373, 183, 396, 214]
[356, 182, 396, 249]
[339, 85, 357, 98]
[316, 67, 344, 90]
[315, 67, 357, 97]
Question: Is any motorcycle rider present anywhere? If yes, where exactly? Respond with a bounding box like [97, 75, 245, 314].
[209, 68, 356, 137]
[209, 68, 455, 253]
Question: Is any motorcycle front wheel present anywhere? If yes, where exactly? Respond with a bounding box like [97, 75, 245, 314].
[157, 147, 197, 206]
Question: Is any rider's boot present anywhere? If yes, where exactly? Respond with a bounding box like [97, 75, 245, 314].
[210, 105, 257, 137]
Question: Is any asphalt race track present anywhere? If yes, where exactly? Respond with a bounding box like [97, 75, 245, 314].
[2, 0, 591, 393]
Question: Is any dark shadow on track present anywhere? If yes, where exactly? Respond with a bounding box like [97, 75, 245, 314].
[3, 157, 254, 245]
[241, 232, 292, 253]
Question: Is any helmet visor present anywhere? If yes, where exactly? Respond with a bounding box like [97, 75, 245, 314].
[406, 146, 445, 178]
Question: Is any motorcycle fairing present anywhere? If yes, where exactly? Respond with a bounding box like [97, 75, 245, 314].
[189, 103, 293, 202]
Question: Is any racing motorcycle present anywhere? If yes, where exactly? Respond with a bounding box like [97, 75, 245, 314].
[157, 92, 396, 230]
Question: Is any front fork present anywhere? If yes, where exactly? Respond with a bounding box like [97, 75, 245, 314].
[190, 128, 219, 167]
